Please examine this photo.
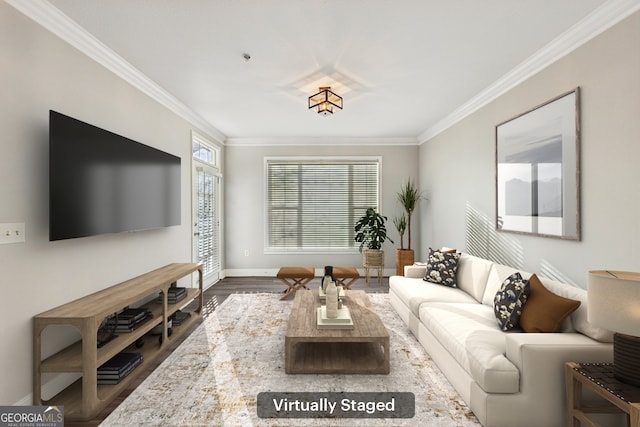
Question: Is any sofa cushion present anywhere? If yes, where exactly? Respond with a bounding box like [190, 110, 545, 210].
[456, 254, 494, 302]
[466, 331, 520, 393]
[482, 263, 521, 307]
[424, 248, 461, 287]
[519, 274, 581, 333]
[493, 272, 530, 331]
[389, 276, 477, 318]
[419, 302, 519, 394]
[538, 277, 613, 342]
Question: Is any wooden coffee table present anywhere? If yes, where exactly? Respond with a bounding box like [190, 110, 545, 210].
[285, 289, 390, 374]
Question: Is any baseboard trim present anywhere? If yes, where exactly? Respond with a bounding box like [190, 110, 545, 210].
[16, 373, 80, 406]
[223, 268, 395, 278]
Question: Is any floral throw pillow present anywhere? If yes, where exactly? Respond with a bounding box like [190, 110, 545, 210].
[493, 272, 530, 331]
[423, 248, 461, 287]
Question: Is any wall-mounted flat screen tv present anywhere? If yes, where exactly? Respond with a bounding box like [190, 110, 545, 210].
[49, 110, 181, 241]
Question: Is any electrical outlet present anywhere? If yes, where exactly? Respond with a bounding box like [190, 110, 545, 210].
[244, 249, 250, 257]
[0, 222, 25, 244]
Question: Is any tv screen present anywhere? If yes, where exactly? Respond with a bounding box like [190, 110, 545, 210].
[49, 110, 181, 241]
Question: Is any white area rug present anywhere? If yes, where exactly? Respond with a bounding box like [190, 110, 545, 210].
[101, 293, 480, 426]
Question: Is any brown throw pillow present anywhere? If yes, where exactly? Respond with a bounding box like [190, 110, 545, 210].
[519, 274, 581, 333]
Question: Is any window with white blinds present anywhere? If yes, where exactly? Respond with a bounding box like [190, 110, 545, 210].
[266, 157, 380, 252]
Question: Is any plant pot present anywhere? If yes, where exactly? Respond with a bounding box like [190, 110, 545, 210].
[363, 249, 384, 268]
[395, 248, 415, 276]
[363, 249, 385, 285]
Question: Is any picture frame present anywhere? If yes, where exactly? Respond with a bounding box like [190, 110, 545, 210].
[495, 88, 580, 240]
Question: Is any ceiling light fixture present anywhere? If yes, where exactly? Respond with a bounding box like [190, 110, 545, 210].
[308, 86, 343, 116]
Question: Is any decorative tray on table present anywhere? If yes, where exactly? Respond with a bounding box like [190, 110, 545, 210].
[316, 305, 354, 329]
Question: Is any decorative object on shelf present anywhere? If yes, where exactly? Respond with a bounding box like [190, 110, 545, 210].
[308, 86, 343, 116]
[97, 352, 143, 385]
[588, 270, 640, 386]
[115, 307, 153, 333]
[495, 87, 581, 240]
[97, 312, 118, 348]
[394, 179, 422, 275]
[156, 287, 187, 304]
[325, 280, 338, 318]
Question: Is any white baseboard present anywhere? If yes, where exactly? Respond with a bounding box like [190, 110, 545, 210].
[16, 373, 80, 406]
[223, 268, 394, 278]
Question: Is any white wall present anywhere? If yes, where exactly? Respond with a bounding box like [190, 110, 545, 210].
[419, 11, 640, 288]
[0, 3, 219, 405]
[224, 143, 420, 275]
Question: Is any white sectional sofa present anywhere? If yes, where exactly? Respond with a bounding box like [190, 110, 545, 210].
[389, 252, 614, 427]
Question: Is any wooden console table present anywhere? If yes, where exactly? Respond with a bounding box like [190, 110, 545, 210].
[565, 362, 640, 426]
[33, 263, 203, 421]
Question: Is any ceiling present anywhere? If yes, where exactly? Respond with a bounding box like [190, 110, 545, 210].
[24, 0, 631, 143]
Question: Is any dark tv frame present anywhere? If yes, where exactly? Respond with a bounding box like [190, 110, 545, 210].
[49, 110, 181, 241]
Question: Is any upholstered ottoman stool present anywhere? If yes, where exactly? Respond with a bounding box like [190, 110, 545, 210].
[332, 266, 360, 289]
[277, 266, 315, 300]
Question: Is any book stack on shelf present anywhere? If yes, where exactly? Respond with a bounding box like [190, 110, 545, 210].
[316, 305, 354, 330]
[171, 310, 191, 326]
[97, 352, 143, 385]
[115, 308, 153, 333]
[156, 287, 187, 305]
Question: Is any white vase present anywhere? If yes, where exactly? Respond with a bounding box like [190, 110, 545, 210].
[322, 274, 332, 292]
[326, 280, 338, 318]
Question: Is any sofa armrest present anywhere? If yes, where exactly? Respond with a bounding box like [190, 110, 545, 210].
[404, 264, 426, 278]
[505, 333, 613, 393]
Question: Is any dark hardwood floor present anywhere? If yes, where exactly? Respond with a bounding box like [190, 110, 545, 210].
[66, 275, 389, 426]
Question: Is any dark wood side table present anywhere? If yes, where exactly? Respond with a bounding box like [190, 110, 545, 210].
[565, 362, 640, 427]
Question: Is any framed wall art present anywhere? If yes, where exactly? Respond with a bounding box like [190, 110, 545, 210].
[495, 87, 580, 240]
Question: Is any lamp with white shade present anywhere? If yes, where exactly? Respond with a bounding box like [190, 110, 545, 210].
[588, 270, 640, 386]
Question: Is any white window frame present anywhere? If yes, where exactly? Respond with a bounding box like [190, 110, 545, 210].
[264, 156, 382, 254]
[192, 131, 219, 167]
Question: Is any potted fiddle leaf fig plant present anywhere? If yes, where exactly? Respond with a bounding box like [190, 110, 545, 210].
[395, 179, 421, 275]
[354, 207, 393, 284]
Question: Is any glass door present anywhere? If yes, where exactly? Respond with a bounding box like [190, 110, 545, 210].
[193, 164, 221, 286]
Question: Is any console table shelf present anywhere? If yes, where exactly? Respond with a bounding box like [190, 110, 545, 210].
[33, 263, 203, 421]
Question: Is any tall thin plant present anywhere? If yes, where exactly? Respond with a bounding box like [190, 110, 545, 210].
[397, 180, 421, 250]
[393, 214, 407, 249]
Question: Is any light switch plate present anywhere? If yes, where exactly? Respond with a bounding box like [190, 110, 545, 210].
[0, 223, 25, 244]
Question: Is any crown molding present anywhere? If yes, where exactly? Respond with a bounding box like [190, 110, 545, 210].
[6, 0, 227, 144]
[225, 136, 419, 147]
[418, 0, 640, 144]
[9, 0, 638, 147]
